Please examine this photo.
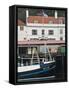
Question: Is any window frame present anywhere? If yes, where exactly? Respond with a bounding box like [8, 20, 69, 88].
[32, 29, 37, 35]
[42, 29, 45, 35]
[48, 30, 54, 35]
[60, 29, 63, 34]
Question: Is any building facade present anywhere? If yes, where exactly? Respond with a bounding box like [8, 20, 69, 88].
[17, 10, 65, 58]
[18, 10, 65, 41]
[17, 10, 65, 66]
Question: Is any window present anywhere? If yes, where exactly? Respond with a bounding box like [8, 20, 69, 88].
[42, 29, 45, 35]
[19, 47, 27, 55]
[48, 30, 54, 35]
[32, 30, 37, 35]
[60, 29, 63, 34]
[20, 26, 23, 30]
[60, 37, 63, 40]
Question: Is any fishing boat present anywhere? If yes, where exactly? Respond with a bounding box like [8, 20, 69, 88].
[17, 42, 56, 80]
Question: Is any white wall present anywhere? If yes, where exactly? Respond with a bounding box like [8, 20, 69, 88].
[18, 26, 27, 40]
[18, 24, 65, 41]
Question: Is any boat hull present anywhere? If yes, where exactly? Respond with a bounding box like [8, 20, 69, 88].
[17, 61, 56, 79]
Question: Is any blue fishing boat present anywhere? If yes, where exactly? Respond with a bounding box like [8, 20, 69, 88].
[17, 44, 56, 79]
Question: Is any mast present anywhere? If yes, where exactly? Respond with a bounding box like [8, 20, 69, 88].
[45, 41, 52, 61]
[31, 47, 40, 64]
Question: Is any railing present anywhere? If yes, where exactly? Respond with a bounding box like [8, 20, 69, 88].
[17, 56, 53, 67]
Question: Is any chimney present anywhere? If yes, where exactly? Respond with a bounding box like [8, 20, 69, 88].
[55, 10, 58, 19]
[26, 9, 29, 25]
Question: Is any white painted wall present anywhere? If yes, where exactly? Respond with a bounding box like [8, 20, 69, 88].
[18, 24, 65, 41]
[18, 26, 28, 40]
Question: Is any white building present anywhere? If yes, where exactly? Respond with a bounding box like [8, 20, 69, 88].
[17, 10, 65, 55]
[18, 10, 65, 41]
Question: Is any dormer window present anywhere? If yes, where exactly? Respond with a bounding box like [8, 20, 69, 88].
[48, 21, 53, 24]
[59, 20, 63, 24]
[33, 20, 38, 23]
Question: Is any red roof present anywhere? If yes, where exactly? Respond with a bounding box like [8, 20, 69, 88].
[18, 40, 65, 45]
[18, 19, 25, 26]
[28, 16, 65, 24]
